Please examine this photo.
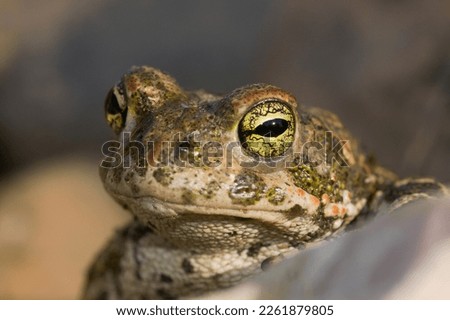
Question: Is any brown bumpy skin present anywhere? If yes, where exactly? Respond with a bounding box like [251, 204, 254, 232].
[83, 66, 448, 299]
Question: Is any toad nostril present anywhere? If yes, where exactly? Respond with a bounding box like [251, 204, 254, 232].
[177, 141, 191, 149]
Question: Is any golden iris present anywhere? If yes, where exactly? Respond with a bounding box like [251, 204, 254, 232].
[238, 100, 295, 158]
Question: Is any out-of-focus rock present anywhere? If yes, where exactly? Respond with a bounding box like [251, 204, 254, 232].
[0, 158, 128, 299]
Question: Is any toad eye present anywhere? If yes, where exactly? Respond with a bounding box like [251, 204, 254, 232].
[104, 86, 127, 134]
[238, 100, 295, 158]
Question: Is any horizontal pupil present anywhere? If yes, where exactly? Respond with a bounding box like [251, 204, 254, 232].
[254, 118, 288, 137]
[106, 91, 122, 114]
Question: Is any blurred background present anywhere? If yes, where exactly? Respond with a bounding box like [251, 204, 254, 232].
[0, 0, 449, 299]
